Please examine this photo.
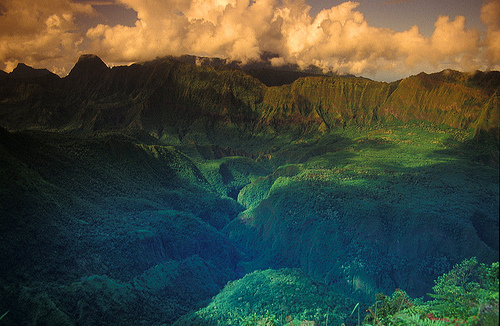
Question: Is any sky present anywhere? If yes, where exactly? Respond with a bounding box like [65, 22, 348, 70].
[0, 0, 499, 82]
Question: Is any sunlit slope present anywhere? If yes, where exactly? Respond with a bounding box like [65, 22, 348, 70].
[0, 56, 498, 325]
[381, 72, 492, 128]
[0, 56, 498, 143]
[226, 124, 499, 299]
[261, 76, 394, 129]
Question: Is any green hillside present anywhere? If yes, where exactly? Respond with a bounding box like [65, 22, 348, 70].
[0, 56, 498, 325]
[0, 56, 498, 142]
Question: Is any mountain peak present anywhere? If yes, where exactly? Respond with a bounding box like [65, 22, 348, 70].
[9, 63, 58, 79]
[76, 54, 106, 64]
[67, 54, 109, 80]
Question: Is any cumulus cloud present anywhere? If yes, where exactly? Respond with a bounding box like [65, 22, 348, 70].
[0, 0, 93, 74]
[1, 0, 499, 80]
[86, 0, 279, 63]
[83, 0, 495, 78]
[481, 0, 500, 67]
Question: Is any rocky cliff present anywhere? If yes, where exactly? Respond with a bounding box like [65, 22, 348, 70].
[1, 55, 498, 143]
[0, 56, 498, 325]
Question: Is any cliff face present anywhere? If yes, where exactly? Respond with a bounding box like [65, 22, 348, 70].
[0, 56, 498, 325]
[261, 76, 394, 129]
[381, 73, 490, 129]
[0, 55, 498, 143]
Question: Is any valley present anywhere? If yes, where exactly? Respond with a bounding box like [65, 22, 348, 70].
[0, 55, 498, 325]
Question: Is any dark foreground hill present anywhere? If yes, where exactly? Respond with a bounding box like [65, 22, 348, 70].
[0, 56, 498, 325]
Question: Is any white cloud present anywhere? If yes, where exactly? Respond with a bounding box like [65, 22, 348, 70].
[1, 0, 498, 79]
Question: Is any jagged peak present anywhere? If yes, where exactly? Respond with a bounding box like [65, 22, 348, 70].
[9, 63, 58, 79]
[67, 54, 109, 80]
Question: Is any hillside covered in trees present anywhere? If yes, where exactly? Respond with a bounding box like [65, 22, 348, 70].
[0, 55, 498, 325]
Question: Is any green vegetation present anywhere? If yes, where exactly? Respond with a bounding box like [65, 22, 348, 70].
[0, 57, 498, 325]
[228, 123, 498, 305]
[175, 258, 498, 325]
[0, 129, 244, 325]
[174, 268, 356, 326]
[1, 121, 498, 325]
[364, 258, 499, 326]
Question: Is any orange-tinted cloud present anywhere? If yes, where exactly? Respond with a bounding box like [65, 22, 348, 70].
[84, 0, 499, 78]
[481, 0, 500, 66]
[0, 0, 93, 74]
[1, 0, 499, 80]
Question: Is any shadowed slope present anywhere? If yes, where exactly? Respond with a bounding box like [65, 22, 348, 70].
[0, 56, 498, 325]
[0, 128, 244, 325]
[0, 56, 498, 144]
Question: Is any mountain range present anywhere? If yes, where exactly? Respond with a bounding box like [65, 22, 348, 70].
[1, 54, 498, 142]
[0, 55, 498, 325]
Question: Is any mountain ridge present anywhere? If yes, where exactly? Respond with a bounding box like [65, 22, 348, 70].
[8, 63, 58, 79]
[0, 54, 498, 145]
[0, 55, 498, 325]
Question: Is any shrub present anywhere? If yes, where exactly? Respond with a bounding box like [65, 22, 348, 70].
[364, 258, 499, 325]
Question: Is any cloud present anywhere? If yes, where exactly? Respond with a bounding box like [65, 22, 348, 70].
[481, 0, 500, 67]
[276, 1, 402, 73]
[86, 0, 279, 63]
[390, 15, 481, 72]
[1, 0, 498, 80]
[84, 0, 493, 78]
[0, 0, 94, 73]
